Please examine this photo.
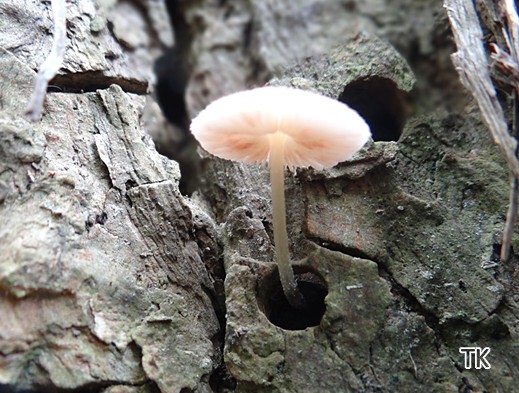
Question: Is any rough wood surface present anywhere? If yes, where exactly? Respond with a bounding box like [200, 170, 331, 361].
[1, 0, 518, 392]
[1, 1, 218, 392]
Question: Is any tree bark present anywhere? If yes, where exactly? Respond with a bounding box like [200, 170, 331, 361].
[1, 1, 518, 393]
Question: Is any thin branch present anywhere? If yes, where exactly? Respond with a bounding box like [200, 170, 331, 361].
[501, 83, 519, 260]
[408, 348, 418, 379]
[501, 174, 518, 260]
[25, 0, 67, 122]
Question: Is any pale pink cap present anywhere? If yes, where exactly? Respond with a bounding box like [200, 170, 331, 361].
[190, 86, 371, 170]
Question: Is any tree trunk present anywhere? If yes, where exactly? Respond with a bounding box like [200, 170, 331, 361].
[1, 1, 518, 393]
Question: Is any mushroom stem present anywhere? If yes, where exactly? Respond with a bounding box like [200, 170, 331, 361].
[269, 131, 305, 309]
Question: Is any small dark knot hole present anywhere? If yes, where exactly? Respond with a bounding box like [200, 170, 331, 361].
[339, 77, 409, 142]
[258, 266, 328, 330]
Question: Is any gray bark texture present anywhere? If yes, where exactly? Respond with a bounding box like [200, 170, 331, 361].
[0, 1, 518, 393]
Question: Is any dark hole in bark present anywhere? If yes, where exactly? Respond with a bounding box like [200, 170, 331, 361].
[491, 242, 503, 262]
[154, 51, 202, 195]
[153, 1, 202, 195]
[209, 362, 237, 391]
[154, 50, 189, 131]
[258, 266, 328, 330]
[339, 77, 408, 142]
[95, 212, 107, 225]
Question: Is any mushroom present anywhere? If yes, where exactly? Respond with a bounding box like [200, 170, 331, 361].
[190, 86, 371, 308]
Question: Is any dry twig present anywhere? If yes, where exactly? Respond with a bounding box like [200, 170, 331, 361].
[25, 0, 67, 122]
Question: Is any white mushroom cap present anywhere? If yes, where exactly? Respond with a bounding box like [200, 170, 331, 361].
[190, 86, 371, 170]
